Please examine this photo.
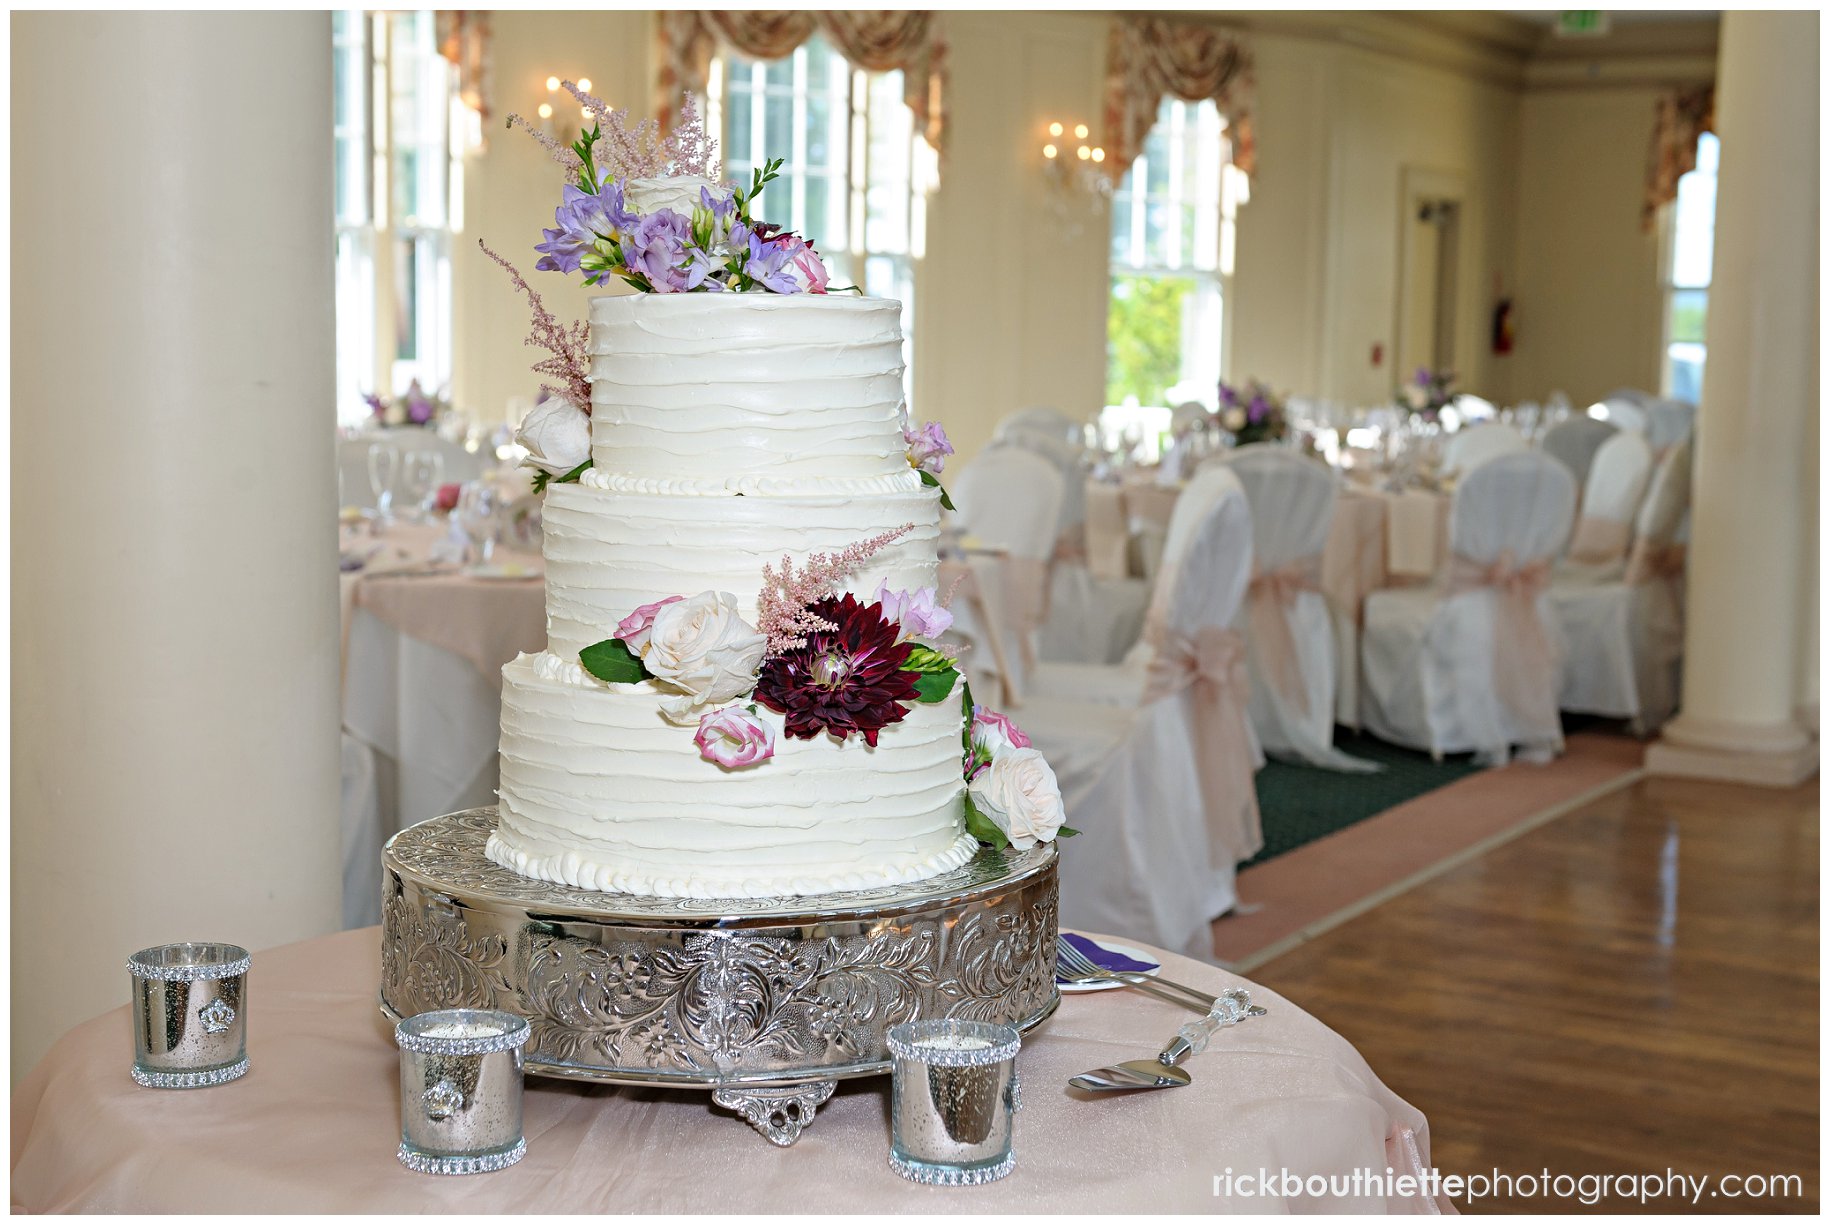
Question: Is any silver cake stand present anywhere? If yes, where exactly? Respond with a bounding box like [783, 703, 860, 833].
[379, 808, 1060, 1145]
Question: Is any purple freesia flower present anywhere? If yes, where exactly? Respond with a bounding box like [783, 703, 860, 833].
[535, 181, 635, 275]
[699, 185, 736, 222]
[363, 391, 387, 418]
[738, 226, 800, 294]
[1218, 382, 1240, 408]
[1247, 393, 1268, 424]
[404, 380, 436, 424]
[624, 209, 696, 293]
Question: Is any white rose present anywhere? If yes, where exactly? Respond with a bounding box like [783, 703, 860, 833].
[1403, 384, 1428, 411]
[516, 396, 591, 476]
[641, 591, 768, 723]
[383, 400, 409, 428]
[968, 747, 1066, 850]
[1221, 407, 1247, 433]
[624, 175, 720, 217]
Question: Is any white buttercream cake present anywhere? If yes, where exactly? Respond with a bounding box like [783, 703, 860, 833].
[487, 293, 974, 898]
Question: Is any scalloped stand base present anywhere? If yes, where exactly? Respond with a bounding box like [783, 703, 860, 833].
[711, 1081, 837, 1146]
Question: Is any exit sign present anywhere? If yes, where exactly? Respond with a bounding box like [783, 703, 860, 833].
[1556, 11, 1612, 37]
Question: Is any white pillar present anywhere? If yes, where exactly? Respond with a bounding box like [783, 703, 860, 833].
[12, 12, 343, 1078]
[1647, 10, 1820, 786]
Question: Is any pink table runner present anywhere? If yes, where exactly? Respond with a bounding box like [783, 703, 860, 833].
[13, 927, 1450, 1213]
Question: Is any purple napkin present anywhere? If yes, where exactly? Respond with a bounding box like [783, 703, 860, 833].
[1058, 932, 1159, 983]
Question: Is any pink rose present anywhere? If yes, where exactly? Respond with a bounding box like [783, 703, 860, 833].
[904, 421, 954, 476]
[773, 234, 830, 294]
[434, 483, 462, 512]
[873, 580, 953, 640]
[616, 595, 684, 655]
[971, 705, 1031, 766]
[694, 706, 776, 769]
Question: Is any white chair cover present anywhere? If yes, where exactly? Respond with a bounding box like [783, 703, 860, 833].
[1540, 415, 1619, 492]
[1441, 422, 1527, 476]
[950, 447, 1065, 698]
[1595, 395, 1650, 434]
[1561, 429, 1655, 579]
[1025, 467, 1239, 706]
[1229, 446, 1379, 772]
[1646, 398, 1697, 452]
[1024, 471, 1263, 962]
[994, 405, 1079, 444]
[1360, 451, 1577, 763]
[1552, 435, 1693, 732]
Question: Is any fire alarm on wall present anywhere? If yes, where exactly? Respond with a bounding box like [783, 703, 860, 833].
[1371, 342, 1384, 367]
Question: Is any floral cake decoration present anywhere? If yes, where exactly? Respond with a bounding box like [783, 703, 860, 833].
[573, 525, 1073, 850]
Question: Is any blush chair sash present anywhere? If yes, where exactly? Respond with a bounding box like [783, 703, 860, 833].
[1623, 539, 1687, 585]
[1083, 482, 1129, 580]
[1245, 556, 1322, 716]
[1444, 550, 1557, 732]
[1142, 625, 1265, 864]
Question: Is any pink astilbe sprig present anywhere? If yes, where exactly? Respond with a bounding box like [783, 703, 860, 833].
[757, 525, 916, 653]
[478, 240, 592, 413]
[503, 113, 584, 171]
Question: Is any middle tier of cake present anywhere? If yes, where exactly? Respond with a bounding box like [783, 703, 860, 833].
[540, 479, 942, 660]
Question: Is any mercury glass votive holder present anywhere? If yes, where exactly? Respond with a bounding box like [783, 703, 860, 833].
[886, 1019, 1023, 1186]
[127, 942, 251, 1089]
[395, 1009, 530, 1175]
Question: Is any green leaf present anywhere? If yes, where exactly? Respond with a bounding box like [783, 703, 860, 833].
[579, 638, 649, 684]
[961, 681, 975, 756]
[903, 646, 955, 673]
[911, 667, 959, 703]
[534, 458, 592, 494]
[962, 792, 1009, 849]
[1056, 826, 1081, 839]
[917, 469, 956, 512]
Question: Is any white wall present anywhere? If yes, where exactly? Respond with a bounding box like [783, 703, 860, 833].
[1511, 87, 1667, 405]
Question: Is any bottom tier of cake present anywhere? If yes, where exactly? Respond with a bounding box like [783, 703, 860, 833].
[489, 652, 975, 899]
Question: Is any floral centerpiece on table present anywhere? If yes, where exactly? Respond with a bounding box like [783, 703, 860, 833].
[572, 518, 1074, 851]
[484, 86, 843, 493]
[1402, 367, 1456, 421]
[364, 380, 451, 430]
[1217, 379, 1289, 446]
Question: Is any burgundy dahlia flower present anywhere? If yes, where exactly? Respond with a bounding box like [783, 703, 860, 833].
[754, 594, 917, 746]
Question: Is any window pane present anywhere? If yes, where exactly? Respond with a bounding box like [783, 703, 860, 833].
[1108, 274, 1197, 407]
[764, 93, 793, 164]
[764, 53, 794, 89]
[1668, 288, 1708, 345]
[1666, 343, 1705, 405]
[1671, 131, 1717, 288]
[726, 87, 752, 166]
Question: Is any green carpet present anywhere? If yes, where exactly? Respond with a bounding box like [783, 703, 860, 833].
[1242, 731, 1483, 868]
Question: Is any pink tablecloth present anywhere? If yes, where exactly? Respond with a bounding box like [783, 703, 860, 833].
[341, 520, 545, 689]
[13, 927, 1450, 1213]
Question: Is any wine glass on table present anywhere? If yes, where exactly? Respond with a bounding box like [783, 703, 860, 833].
[367, 443, 399, 526]
[402, 450, 444, 521]
[456, 482, 500, 570]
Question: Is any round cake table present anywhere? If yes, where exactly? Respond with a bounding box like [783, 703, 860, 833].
[12, 927, 1450, 1213]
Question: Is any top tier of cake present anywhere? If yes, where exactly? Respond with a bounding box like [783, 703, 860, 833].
[584, 294, 918, 497]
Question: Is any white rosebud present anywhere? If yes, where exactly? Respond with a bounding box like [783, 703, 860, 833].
[641, 591, 768, 724]
[624, 175, 721, 217]
[967, 747, 1066, 850]
[516, 396, 591, 476]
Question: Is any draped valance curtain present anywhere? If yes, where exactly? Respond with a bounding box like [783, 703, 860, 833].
[434, 10, 492, 124]
[1642, 84, 1714, 232]
[655, 11, 949, 155]
[1103, 16, 1257, 180]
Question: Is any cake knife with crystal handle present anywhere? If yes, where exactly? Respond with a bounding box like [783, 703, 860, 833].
[1067, 989, 1259, 1092]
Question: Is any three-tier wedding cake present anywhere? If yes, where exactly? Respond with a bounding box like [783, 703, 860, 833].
[479, 89, 1066, 901]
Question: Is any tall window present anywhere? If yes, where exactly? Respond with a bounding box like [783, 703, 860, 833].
[331, 11, 476, 426]
[707, 34, 934, 406]
[1660, 131, 1717, 404]
[1104, 97, 1245, 441]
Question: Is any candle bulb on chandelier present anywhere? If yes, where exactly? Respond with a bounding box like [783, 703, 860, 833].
[545, 75, 560, 92]
[577, 77, 592, 93]
[1077, 145, 1091, 160]
[1074, 123, 1089, 139]
[1043, 143, 1058, 159]
[1092, 147, 1106, 163]
[537, 103, 553, 120]
[1048, 121, 1063, 137]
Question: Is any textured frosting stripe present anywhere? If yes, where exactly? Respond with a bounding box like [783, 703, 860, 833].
[579, 467, 923, 497]
[587, 294, 908, 488]
[493, 653, 969, 898]
[541, 482, 943, 660]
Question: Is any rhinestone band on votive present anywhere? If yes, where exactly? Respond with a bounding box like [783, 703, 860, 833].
[889, 1151, 1016, 1186]
[397, 1138, 527, 1176]
[394, 1018, 531, 1057]
[130, 1058, 249, 1089]
[885, 1020, 1021, 1067]
[126, 953, 251, 981]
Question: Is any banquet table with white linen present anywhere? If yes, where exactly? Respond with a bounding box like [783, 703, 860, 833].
[11, 926, 1450, 1214]
[339, 521, 544, 927]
